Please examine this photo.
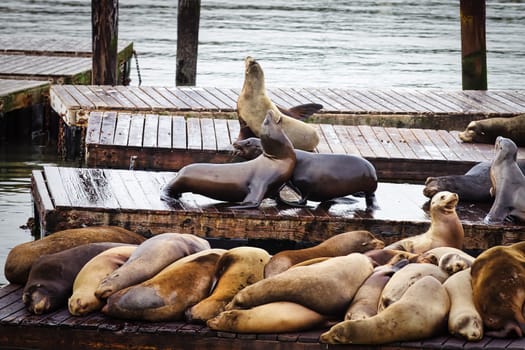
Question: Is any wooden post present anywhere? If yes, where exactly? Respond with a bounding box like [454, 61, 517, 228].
[92, 0, 119, 85]
[460, 0, 487, 90]
[176, 0, 201, 86]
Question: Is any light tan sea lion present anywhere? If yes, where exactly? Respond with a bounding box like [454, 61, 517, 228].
[236, 56, 320, 151]
[458, 114, 525, 147]
[378, 262, 449, 312]
[264, 230, 384, 277]
[161, 110, 296, 209]
[443, 268, 483, 341]
[95, 233, 210, 299]
[320, 276, 450, 345]
[417, 246, 475, 274]
[471, 241, 525, 337]
[207, 301, 329, 333]
[4, 226, 145, 285]
[226, 253, 374, 316]
[68, 245, 137, 316]
[103, 249, 226, 321]
[384, 191, 464, 254]
[186, 246, 271, 323]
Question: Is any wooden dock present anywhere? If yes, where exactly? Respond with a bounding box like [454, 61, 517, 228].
[0, 79, 50, 114]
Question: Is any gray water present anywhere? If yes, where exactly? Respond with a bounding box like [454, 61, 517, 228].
[0, 0, 524, 284]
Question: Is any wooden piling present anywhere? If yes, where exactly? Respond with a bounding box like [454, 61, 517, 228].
[460, 0, 487, 90]
[91, 0, 119, 85]
[176, 0, 201, 86]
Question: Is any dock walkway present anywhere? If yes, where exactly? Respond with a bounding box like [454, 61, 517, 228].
[0, 79, 50, 114]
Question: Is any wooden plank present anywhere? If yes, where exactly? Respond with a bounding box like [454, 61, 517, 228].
[65, 85, 97, 110]
[139, 86, 178, 109]
[371, 126, 403, 159]
[113, 113, 132, 146]
[345, 125, 375, 158]
[172, 116, 187, 149]
[332, 124, 361, 155]
[131, 170, 172, 211]
[436, 129, 480, 163]
[410, 128, 446, 161]
[351, 89, 392, 112]
[227, 119, 240, 143]
[357, 125, 390, 158]
[397, 128, 431, 160]
[157, 115, 173, 149]
[164, 87, 203, 109]
[365, 89, 410, 113]
[128, 114, 145, 147]
[328, 88, 371, 111]
[103, 170, 140, 210]
[178, 87, 219, 109]
[85, 111, 103, 145]
[206, 87, 237, 109]
[313, 124, 332, 154]
[318, 124, 345, 154]
[200, 118, 217, 151]
[43, 166, 72, 207]
[99, 111, 117, 145]
[143, 114, 159, 148]
[155, 87, 192, 109]
[191, 87, 231, 110]
[113, 85, 151, 110]
[214, 118, 233, 151]
[187, 118, 202, 150]
[383, 127, 418, 159]
[423, 129, 461, 161]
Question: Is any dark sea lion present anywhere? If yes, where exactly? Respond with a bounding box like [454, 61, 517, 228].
[364, 248, 420, 267]
[423, 159, 525, 202]
[471, 241, 525, 338]
[23, 242, 130, 315]
[236, 56, 320, 151]
[320, 276, 450, 345]
[384, 191, 464, 254]
[264, 230, 384, 278]
[96, 233, 210, 299]
[233, 137, 378, 208]
[4, 226, 146, 285]
[484, 136, 525, 223]
[458, 114, 525, 147]
[161, 110, 296, 209]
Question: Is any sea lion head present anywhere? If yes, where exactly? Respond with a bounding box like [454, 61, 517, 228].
[260, 110, 295, 160]
[232, 137, 263, 160]
[22, 284, 55, 315]
[431, 191, 459, 215]
[459, 120, 488, 143]
[243, 56, 265, 93]
[494, 136, 518, 163]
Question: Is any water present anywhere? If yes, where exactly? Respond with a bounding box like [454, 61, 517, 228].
[0, 0, 524, 284]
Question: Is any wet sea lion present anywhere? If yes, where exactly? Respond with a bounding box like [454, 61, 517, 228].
[236, 56, 320, 151]
[471, 241, 525, 338]
[484, 136, 525, 223]
[68, 245, 137, 316]
[320, 276, 450, 345]
[233, 137, 379, 208]
[443, 268, 483, 341]
[207, 301, 329, 333]
[458, 114, 525, 147]
[103, 249, 226, 321]
[96, 233, 210, 299]
[4, 226, 145, 285]
[384, 191, 464, 253]
[161, 110, 296, 209]
[226, 253, 374, 316]
[364, 248, 420, 267]
[186, 246, 271, 323]
[264, 230, 384, 278]
[23, 242, 129, 315]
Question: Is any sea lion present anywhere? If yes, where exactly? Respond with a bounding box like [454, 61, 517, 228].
[207, 301, 329, 333]
[458, 114, 525, 147]
[345, 259, 408, 321]
[4, 226, 145, 285]
[161, 110, 296, 209]
[484, 136, 525, 223]
[96, 233, 210, 299]
[364, 248, 420, 267]
[264, 230, 384, 278]
[378, 262, 449, 312]
[22, 242, 129, 315]
[384, 191, 464, 253]
[68, 245, 137, 316]
[236, 56, 320, 151]
[417, 246, 475, 274]
[103, 249, 226, 321]
[186, 246, 271, 323]
[471, 241, 525, 337]
[443, 268, 483, 341]
[320, 276, 450, 345]
[226, 253, 374, 316]
[233, 137, 379, 208]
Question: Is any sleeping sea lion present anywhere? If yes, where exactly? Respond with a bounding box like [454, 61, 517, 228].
[458, 114, 525, 147]
[161, 110, 296, 209]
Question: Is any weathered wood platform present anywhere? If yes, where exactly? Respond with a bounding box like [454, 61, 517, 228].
[0, 79, 50, 114]
[84, 111, 525, 182]
[31, 166, 524, 249]
[49, 84, 525, 128]
[1, 281, 525, 349]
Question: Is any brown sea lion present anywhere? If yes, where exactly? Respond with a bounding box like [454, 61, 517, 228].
[207, 301, 329, 333]
[484, 136, 525, 224]
[320, 276, 450, 345]
[458, 114, 525, 147]
[384, 191, 464, 254]
[264, 230, 384, 278]
[186, 246, 271, 323]
[226, 253, 374, 316]
[68, 245, 137, 316]
[471, 241, 525, 337]
[4, 226, 145, 285]
[443, 268, 483, 341]
[96, 233, 210, 299]
[233, 137, 379, 208]
[236, 56, 320, 151]
[161, 110, 296, 209]
[417, 246, 475, 275]
[22, 242, 130, 315]
[103, 249, 226, 321]
[364, 248, 420, 267]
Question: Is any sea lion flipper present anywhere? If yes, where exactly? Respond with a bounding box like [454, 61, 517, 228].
[277, 103, 323, 121]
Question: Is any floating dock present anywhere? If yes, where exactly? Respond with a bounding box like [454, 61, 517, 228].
[0, 79, 50, 114]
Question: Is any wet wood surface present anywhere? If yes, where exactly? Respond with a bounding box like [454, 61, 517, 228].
[0, 78, 50, 113]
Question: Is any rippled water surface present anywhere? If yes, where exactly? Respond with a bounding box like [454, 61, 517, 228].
[0, 0, 524, 284]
